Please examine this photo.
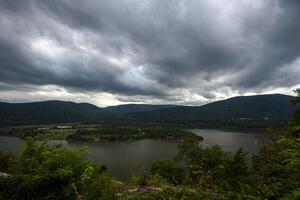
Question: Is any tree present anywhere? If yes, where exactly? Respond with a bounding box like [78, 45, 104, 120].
[225, 148, 249, 191]
[289, 89, 300, 135]
[176, 136, 234, 187]
[0, 138, 116, 200]
[290, 88, 300, 105]
[151, 160, 185, 185]
[0, 151, 14, 172]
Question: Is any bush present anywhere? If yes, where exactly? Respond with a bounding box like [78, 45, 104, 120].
[121, 186, 226, 200]
[0, 151, 14, 172]
[0, 138, 116, 200]
[151, 160, 185, 185]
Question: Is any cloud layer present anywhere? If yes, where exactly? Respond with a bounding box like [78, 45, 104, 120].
[0, 0, 299, 106]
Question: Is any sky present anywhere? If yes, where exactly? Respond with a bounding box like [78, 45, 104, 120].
[0, 0, 300, 107]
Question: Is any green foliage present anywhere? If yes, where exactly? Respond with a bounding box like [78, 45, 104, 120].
[69, 125, 202, 142]
[1, 90, 300, 199]
[0, 138, 116, 200]
[81, 168, 117, 200]
[174, 122, 300, 199]
[250, 133, 300, 199]
[278, 137, 300, 171]
[0, 151, 14, 172]
[151, 160, 185, 185]
[251, 88, 300, 199]
[281, 188, 300, 200]
[225, 148, 249, 189]
[129, 167, 150, 187]
[289, 89, 300, 136]
[290, 88, 300, 105]
[121, 186, 226, 200]
[176, 136, 237, 188]
[0, 125, 202, 142]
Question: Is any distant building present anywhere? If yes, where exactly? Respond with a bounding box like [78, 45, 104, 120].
[57, 125, 72, 129]
[166, 136, 174, 140]
[37, 127, 50, 130]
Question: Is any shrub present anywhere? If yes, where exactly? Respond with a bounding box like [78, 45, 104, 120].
[151, 160, 185, 185]
[0, 138, 116, 200]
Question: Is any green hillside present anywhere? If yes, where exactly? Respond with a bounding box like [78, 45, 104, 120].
[132, 94, 296, 128]
[0, 101, 103, 126]
[103, 104, 177, 113]
[0, 94, 297, 128]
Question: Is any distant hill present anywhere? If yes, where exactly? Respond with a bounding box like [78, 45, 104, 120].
[131, 94, 296, 128]
[0, 101, 102, 125]
[0, 94, 297, 128]
[103, 104, 177, 113]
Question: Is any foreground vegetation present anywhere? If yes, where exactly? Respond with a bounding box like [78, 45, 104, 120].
[0, 90, 299, 199]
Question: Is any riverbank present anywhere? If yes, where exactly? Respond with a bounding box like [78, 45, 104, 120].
[0, 124, 203, 142]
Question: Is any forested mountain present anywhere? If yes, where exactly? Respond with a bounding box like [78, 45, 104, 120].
[131, 94, 296, 127]
[103, 104, 177, 113]
[0, 94, 297, 128]
[0, 101, 103, 125]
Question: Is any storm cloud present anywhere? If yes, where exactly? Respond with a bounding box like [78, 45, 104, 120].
[0, 0, 299, 106]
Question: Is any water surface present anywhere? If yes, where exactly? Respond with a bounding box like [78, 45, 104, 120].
[190, 129, 261, 154]
[0, 129, 261, 179]
[70, 139, 179, 179]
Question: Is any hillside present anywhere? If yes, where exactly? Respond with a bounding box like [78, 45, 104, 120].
[103, 104, 177, 113]
[0, 94, 297, 128]
[132, 94, 296, 128]
[0, 101, 102, 126]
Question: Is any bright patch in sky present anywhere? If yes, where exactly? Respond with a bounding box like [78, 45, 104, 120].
[31, 38, 67, 59]
[0, 0, 299, 106]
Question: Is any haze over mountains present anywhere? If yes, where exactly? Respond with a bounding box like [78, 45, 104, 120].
[0, 94, 297, 128]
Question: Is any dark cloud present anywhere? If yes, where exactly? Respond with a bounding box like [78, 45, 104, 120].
[0, 0, 299, 105]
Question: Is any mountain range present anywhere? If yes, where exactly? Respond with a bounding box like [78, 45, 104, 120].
[0, 94, 297, 128]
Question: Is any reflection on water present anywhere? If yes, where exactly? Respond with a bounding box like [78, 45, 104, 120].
[0, 135, 22, 154]
[0, 129, 261, 179]
[70, 139, 179, 179]
[190, 129, 261, 154]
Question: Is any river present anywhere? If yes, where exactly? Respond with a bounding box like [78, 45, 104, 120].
[0, 129, 261, 179]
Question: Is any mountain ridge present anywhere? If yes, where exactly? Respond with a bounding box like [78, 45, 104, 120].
[0, 94, 297, 128]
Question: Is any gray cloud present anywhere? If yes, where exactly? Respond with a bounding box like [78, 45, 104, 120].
[0, 0, 299, 105]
